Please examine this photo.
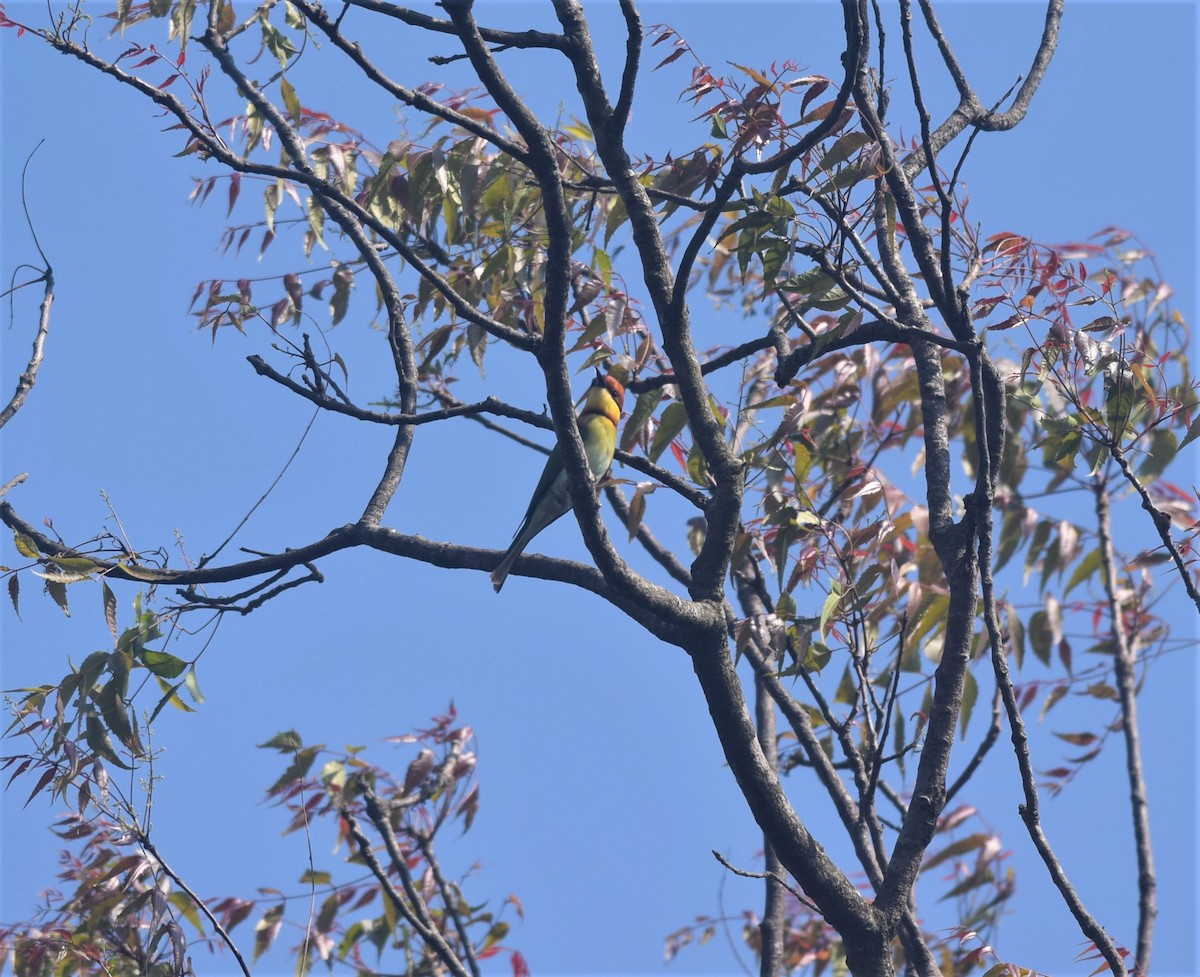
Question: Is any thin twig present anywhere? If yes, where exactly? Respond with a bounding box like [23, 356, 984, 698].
[1094, 476, 1156, 971]
[136, 832, 252, 977]
[1109, 441, 1200, 614]
[711, 849, 819, 914]
[1, 144, 54, 432]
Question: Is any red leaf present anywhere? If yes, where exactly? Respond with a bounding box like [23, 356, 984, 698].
[800, 78, 830, 117]
[25, 765, 57, 808]
[656, 47, 685, 70]
[227, 171, 241, 216]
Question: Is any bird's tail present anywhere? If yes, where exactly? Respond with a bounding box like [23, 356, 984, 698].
[490, 533, 528, 592]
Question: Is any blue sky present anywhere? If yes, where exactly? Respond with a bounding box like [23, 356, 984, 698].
[1, 2, 1197, 975]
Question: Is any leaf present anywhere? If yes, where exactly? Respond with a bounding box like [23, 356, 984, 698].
[97, 681, 140, 753]
[8, 574, 18, 618]
[142, 650, 188, 679]
[959, 669, 978, 739]
[816, 131, 872, 171]
[567, 311, 611, 353]
[620, 388, 664, 452]
[647, 401, 689, 464]
[103, 582, 119, 641]
[280, 74, 302, 125]
[45, 579, 70, 617]
[1179, 413, 1200, 451]
[417, 324, 453, 370]
[148, 680, 193, 724]
[266, 745, 320, 794]
[922, 832, 990, 871]
[1053, 731, 1098, 747]
[818, 581, 843, 640]
[13, 532, 39, 559]
[1063, 547, 1102, 597]
[1039, 684, 1068, 722]
[85, 712, 132, 769]
[254, 904, 285, 962]
[329, 264, 354, 325]
[626, 486, 649, 541]
[260, 730, 304, 752]
[1028, 609, 1052, 666]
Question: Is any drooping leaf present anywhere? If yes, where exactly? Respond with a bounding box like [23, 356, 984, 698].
[647, 401, 689, 464]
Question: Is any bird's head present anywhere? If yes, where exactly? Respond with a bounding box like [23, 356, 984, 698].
[593, 371, 626, 411]
[582, 370, 625, 425]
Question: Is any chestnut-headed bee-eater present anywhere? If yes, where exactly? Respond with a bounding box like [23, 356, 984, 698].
[491, 373, 625, 592]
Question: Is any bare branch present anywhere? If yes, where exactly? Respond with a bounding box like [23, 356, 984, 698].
[1109, 442, 1200, 615]
[1, 145, 54, 432]
[136, 832, 252, 977]
[294, 0, 531, 163]
[1095, 477, 1157, 971]
[343, 0, 567, 52]
[901, 0, 1065, 178]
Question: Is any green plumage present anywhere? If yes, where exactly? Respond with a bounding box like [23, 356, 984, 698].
[491, 375, 624, 592]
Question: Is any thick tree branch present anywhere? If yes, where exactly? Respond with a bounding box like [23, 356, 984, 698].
[687, 628, 891, 975]
[1, 498, 701, 644]
[901, 0, 1064, 179]
[443, 0, 663, 610]
[553, 0, 745, 600]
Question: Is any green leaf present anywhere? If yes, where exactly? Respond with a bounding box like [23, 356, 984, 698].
[567, 311, 611, 353]
[647, 401, 689, 464]
[85, 712, 132, 769]
[260, 730, 304, 752]
[97, 681, 140, 753]
[142, 650, 188, 679]
[149, 680, 194, 724]
[267, 746, 320, 795]
[779, 266, 834, 296]
[280, 75, 302, 125]
[816, 131, 873, 171]
[959, 669, 978, 739]
[818, 581, 843, 640]
[1028, 609, 1053, 666]
[254, 904, 285, 963]
[1179, 412, 1200, 451]
[626, 488, 647, 541]
[13, 532, 40, 559]
[1138, 428, 1177, 481]
[1063, 547, 1102, 597]
[260, 17, 298, 69]
[802, 640, 831, 674]
[299, 870, 333, 886]
[102, 582, 119, 642]
[620, 388, 664, 452]
[833, 663, 856, 705]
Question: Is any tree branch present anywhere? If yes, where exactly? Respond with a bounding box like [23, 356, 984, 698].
[1094, 476, 1156, 971]
[1109, 441, 1200, 615]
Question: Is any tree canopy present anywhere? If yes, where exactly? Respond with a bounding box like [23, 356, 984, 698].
[1, 2, 1197, 976]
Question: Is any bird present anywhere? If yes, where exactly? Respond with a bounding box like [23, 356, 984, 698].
[491, 372, 625, 592]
